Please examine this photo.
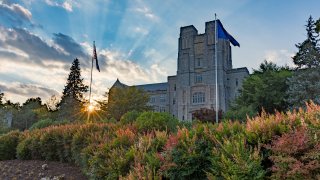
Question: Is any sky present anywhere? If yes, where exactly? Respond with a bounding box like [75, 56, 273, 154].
[0, 0, 319, 104]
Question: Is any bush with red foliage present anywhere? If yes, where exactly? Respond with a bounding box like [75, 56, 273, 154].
[267, 127, 320, 179]
[192, 108, 223, 123]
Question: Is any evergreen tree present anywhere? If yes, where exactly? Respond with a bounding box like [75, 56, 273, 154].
[287, 16, 320, 109]
[286, 68, 320, 108]
[0, 91, 4, 107]
[57, 58, 88, 121]
[316, 18, 320, 33]
[293, 16, 320, 69]
[60, 58, 88, 102]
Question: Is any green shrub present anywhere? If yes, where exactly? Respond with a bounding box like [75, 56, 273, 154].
[85, 127, 137, 179]
[224, 105, 257, 122]
[120, 110, 141, 124]
[0, 126, 14, 135]
[135, 112, 179, 132]
[0, 131, 21, 160]
[29, 119, 68, 130]
[17, 131, 42, 160]
[160, 126, 215, 179]
[208, 134, 265, 179]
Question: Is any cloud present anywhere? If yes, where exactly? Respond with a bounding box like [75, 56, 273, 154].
[45, 0, 74, 12]
[0, 25, 169, 104]
[0, 82, 60, 103]
[132, 5, 159, 22]
[264, 49, 296, 67]
[53, 33, 88, 59]
[0, 26, 88, 67]
[133, 27, 149, 36]
[0, 1, 32, 27]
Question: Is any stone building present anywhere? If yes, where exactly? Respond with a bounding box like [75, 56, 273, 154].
[111, 20, 249, 121]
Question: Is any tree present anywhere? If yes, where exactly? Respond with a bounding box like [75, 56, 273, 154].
[0, 91, 4, 107]
[293, 16, 320, 69]
[60, 58, 88, 102]
[12, 97, 47, 130]
[316, 18, 320, 33]
[286, 68, 320, 108]
[100, 86, 150, 121]
[287, 17, 320, 108]
[57, 58, 88, 121]
[227, 61, 292, 120]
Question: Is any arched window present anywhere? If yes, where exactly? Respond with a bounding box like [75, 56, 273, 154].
[192, 92, 205, 104]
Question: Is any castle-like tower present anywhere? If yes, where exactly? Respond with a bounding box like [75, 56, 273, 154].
[111, 20, 249, 121]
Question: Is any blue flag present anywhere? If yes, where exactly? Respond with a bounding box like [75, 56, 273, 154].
[216, 20, 240, 47]
[92, 41, 100, 72]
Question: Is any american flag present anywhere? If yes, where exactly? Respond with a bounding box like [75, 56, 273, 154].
[93, 41, 100, 72]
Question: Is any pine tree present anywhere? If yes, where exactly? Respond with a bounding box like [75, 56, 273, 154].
[61, 58, 88, 101]
[293, 16, 320, 69]
[0, 91, 4, 107]
[57, 58, 88, 121]
[316, 18, 320, 33]
[287, 16, 320, 108]
[286, 68, 320, 108]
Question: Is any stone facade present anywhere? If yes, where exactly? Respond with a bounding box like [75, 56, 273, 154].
[111, 20, 249, 121]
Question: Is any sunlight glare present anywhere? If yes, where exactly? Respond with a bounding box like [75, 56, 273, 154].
[87, 104, 95, 112]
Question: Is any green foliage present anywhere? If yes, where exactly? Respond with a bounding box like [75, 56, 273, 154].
[224, 105, 257, 122]
[316, 18, 320, 33]
[2, 102, 320, 179]
[286, 16, 320, 110]
[208, 134, 265, 179]
[286, 67, 320, 108]
[0, 91, 4, 106]
[135, 112, 179, 132]
[293, 16, 320, 69]
[232, 61, 292, 116]
[120, 110, 141, 124]
[100, 86, 151, 120]
[0, 131, 21, 160]
[57, 58, 88, 121]
[160, 126, 215, 179]
[0, 126, 14, 136]
[29, 118, 68, 130]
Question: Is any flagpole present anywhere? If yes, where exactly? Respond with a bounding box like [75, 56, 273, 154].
[215, 14, 219, 123]
[89, 41, 94, 104]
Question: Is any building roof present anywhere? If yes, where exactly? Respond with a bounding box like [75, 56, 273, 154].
[227, 67, 250, 74]
[111, 78, 127, 89]
[135, 82, 168, 92]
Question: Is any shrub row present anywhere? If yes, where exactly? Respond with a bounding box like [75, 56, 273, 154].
[0, 104, 320, 179]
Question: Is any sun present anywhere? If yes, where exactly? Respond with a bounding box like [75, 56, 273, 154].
[87, 104, 95, 113]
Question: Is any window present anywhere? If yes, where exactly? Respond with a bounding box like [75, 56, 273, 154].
[192, 92, 205, 104]
[159, 95, 166, 103]
[174, 84, 176, 91]
[197, 58, 201, 67]
[195, 74, 202, 83]
[236, 78, 238, 86]
[173, 98, 176, 105]
[182, 38, 189, 49]
[160, 106, 166, 112]
[149, 96, 156, 103]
